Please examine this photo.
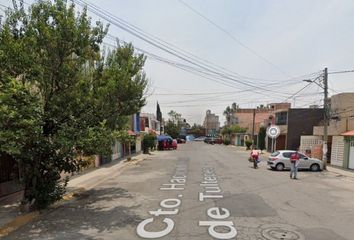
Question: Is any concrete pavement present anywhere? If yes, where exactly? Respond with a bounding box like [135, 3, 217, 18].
[2, 143, 354, 239]
[0, 153, 146, 238]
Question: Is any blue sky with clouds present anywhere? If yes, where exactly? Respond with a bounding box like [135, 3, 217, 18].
[1, 0, 354, 124]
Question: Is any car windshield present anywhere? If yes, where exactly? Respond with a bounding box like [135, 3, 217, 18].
[270, 151, 280, 157]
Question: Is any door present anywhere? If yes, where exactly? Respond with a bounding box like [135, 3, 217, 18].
[282, 151, 293, 169]
[349, 141, 354, 170]
[298, 153, 310, 169]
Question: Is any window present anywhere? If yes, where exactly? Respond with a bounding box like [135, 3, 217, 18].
[282, 152, 293, 158]
[271, 151, 280, 157]
[275, 112, 287, 125]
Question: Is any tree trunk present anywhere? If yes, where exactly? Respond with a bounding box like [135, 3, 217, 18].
[128, 142, 131, 161]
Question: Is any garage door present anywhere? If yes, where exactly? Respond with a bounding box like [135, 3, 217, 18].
[349, 141, 354, 170]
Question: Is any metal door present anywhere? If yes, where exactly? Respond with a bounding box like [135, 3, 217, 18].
[349, 141, 354, 169]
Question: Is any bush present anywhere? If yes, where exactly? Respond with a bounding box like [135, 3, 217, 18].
[223, 139, 231, 145]
[142, 134, 157, 154]
[245, 140, 253, 150]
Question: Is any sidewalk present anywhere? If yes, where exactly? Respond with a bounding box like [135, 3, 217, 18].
[326, 165, 354, 179]
[229, 145, 354, 178]
[0, 153, 147, 238]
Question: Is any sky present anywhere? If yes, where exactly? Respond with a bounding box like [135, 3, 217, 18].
[1, 0, 354, 125]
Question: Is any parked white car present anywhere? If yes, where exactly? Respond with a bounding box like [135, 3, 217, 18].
[267, 150, 323, 171]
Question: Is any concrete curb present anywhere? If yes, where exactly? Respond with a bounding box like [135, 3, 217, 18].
[327, 166, 354, 179]
[0, 153, 146, 238]
[0, 186, 87, 238]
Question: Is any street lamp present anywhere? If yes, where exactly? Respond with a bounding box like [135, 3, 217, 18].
[303, 69, 328, 170]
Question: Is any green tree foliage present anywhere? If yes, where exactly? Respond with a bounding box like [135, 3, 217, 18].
[164, 121, 180, 139]
[223, 102, 239, 126]
[168, 110, 182, 124]
[245, 139, 253, 150]
[156, 102, 162, 122]
[188, 124, 205, 137]
[258, 126, 266, 151]
[165, 110, 186, 138]
[0, 0, 147, 209]
[221, 124, 246, 140]
[223, 139, 231, 145]
[142, 133, 157, 154]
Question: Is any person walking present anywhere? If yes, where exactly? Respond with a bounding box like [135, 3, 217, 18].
[290, 149, 300, 179]
[250, 146, 260, 169]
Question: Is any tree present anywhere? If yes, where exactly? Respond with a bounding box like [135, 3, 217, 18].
[258, 126, 266, 152]
[189, 124, 206, 137]
[113, 131, 135, 160]
[142, 133, 157, 154]
[221, 127, 233, 140]
[164, 121, 180, 139]
[224, 102, 239, 126]
[221, 124, 246, 141]
[156, 102, 162, 122]
[0, 0, 147, 209]
[168, 110, 182, 124]
[223, 106, 232, 126]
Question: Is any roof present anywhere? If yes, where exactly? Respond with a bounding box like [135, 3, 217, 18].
[127, 130, 136, 136]
[341, 130, 354, 136]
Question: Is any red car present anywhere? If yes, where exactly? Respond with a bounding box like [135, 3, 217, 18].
[158, 138, 177, 150]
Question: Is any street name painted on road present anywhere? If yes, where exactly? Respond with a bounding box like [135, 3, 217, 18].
[136, 160, 188, 239]
[199, 167, 237, 239]
[136, 162, 237, 239]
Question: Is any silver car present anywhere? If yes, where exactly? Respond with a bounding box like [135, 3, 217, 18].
[267, 150, 323, 171]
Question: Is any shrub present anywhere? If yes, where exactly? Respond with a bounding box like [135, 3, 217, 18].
[223, 139, 231, 145]
[245, 140, 253, 150]
[142, 134, 157, 154]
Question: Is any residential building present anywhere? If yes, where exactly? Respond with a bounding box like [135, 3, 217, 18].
[203, 110, 220, 136]
[99, 113, 142, 167]
[233, 103, 290, 146]
[311, 93, 354, 168]
[140, 113, 161, 135]
[269, 108, 323, 152]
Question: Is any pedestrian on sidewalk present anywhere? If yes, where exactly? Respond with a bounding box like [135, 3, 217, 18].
[290, 149, 300, 179]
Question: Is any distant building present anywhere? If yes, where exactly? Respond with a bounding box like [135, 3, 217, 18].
[232, 103, 291, 146]
[203, 110, 220, 136]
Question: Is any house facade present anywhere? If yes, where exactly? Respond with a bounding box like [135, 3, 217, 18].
[311, 93, 354, 169]
[233, 103, 290, 146]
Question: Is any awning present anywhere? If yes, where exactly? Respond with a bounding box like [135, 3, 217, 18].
[341, 130, 354, 136]
[157, 135, 172, 141]
[127, 130, 136, 136]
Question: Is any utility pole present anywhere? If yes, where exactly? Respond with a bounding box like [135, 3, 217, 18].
[323, 67, 328, 170]
[252, 109, 256, 147]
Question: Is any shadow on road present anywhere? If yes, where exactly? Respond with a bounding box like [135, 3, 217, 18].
[4, 187, 142, 239]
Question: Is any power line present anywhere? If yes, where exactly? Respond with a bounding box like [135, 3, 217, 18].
[328, 70, 354, 75]
[1, 0, 326, 107]
[177, 0, 289, 76]
[3, 0, 321, 99]
[102, 36, 303, 97]
[76, 0, 315, 97]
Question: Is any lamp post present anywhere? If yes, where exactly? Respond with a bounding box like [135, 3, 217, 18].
[303, 68, 328, 170]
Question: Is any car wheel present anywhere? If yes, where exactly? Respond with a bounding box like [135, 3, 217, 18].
[310, 164, 320, 172]
[275, 163, 284, 171]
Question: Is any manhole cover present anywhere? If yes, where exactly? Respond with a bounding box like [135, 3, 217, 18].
[262, 228, 304, 240]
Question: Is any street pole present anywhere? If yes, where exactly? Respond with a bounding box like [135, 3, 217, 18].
[252, 109, 256, 147]
[323, 67, 328, 170]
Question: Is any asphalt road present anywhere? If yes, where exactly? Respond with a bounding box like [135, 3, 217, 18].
[4, 142, 354, 240]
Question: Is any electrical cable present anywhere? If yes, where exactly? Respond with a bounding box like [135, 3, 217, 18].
[178, 0, 289, 77]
